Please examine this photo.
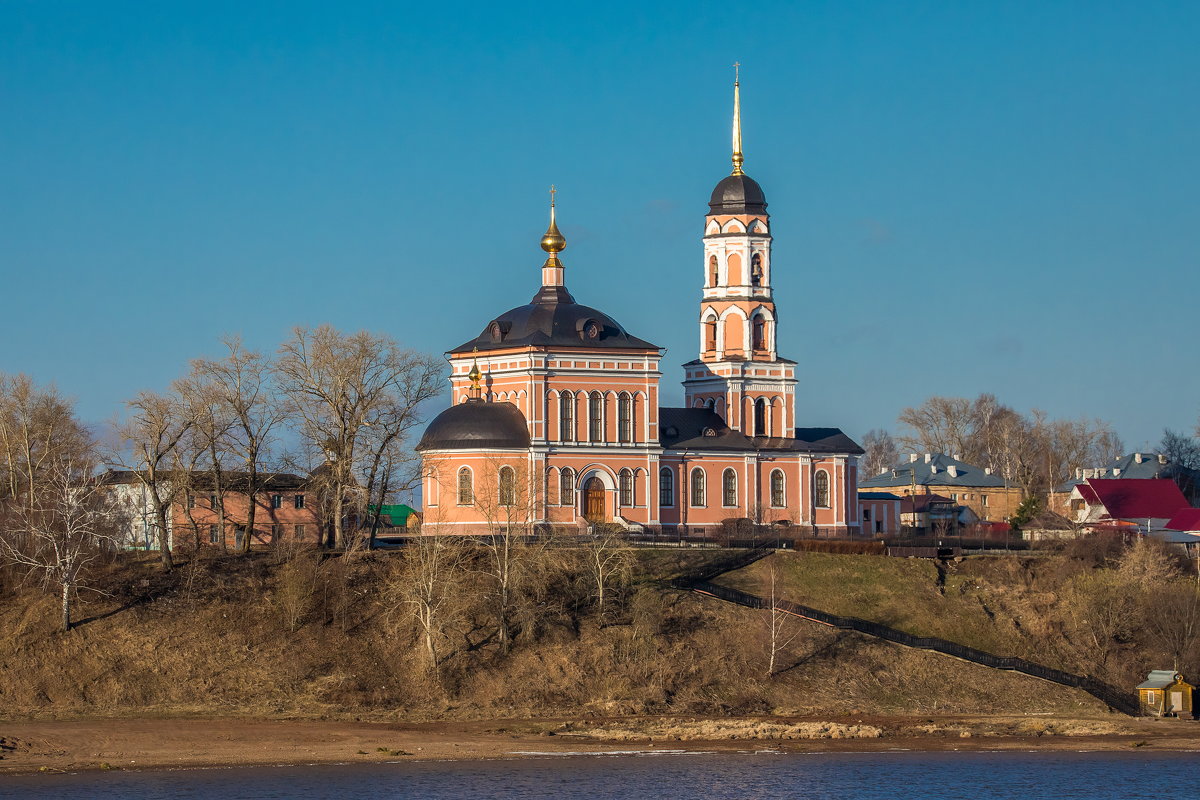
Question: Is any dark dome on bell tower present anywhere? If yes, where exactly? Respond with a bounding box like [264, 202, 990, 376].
[708, 173, 767, 215]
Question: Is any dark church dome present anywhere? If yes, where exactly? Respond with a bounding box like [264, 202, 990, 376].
[416, 400, 531, 451]
[708, 173, 768, 215]
[452, 285, 659, 354]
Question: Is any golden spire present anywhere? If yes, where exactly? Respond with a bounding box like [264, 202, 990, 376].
[540, 184, 566, 256]
[467, 348, 482, 399]
[731, 62, 744, 176]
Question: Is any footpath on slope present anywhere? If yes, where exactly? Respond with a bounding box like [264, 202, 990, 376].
[669, 552, 1142, 717]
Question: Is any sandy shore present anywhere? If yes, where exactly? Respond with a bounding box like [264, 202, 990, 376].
[2, 714, 1198, 774]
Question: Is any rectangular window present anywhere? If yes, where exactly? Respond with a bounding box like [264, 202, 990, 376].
[981, 495, 989, 506]
[294, 494, 305, 509]
[863, 509, 870, 521]
[187, 493, 195, 509]
[272, 523, 283, 540]
[950, 493, 958, 501]
[295, 523, 306, 541]
[209, 493, 218, 509]
[209, 524, 220, 545]
[271, 494, 283, 509]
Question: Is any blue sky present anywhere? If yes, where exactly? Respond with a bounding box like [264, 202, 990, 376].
[2, 0, 1197, 449]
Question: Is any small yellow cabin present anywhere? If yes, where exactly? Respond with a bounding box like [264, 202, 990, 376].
[1136, 671, 1194, 718]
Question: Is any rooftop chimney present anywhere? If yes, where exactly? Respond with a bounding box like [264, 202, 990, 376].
[1135, 453, 1144, 464]
[1113, 468, 1122, 477]
[947, 465, 959, 478]
[909, 453, 919, 463]
[1159, 454, 1168, 465]
[924, 453, 933, 463]
[985, 467, 993, 476]
[930, 465, 939, 474]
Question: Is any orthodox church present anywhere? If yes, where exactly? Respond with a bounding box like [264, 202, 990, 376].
[416, 77, 863, 534]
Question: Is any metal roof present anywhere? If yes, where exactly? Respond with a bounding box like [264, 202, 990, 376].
[859, 452, 1007, 490]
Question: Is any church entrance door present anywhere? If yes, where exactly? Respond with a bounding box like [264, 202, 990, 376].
[583, 477, 606, 522]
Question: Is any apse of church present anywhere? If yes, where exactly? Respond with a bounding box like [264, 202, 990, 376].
[416, 74, 863, 535]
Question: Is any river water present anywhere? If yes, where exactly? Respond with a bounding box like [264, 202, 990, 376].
[0, 751, 1192, 799]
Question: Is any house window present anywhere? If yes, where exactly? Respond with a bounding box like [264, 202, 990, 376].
[618, 393, 633, 443]
[589, 392, 603, 442]
[498, 466, 515, 506]
[770, 469, 785, 507]
[863, 509, 871, 521]
[560, 392, 575, 441]
[690, 468, 706, 507]
[187, 493, 195, 509]
[815, 470, 830, 508]
[294, 494, 305, 509]
[754, 398, 767, 436]
[271, 494, 282, 509]
[295, 523, 306, 540]
[950, 493, 958, 501]
[722, 469, 738, 507]
[272, 523, 283, 540]
[981, 494, 989, 506]
[457, 467, 473, 505]
[209, 524, 220, 545]
[209, 493, 218, 509]
[659, 468, 675, 507]
[234, 528, 245, 549]
[619, 469, 634, 507]
[560, 468, 575, 506]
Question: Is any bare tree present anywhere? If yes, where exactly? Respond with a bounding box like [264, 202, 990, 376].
[190, 337, 287, 554]
[357, 358, 442, 547]
[276, 325, 440, 549]
[1160, 429, 1200, 471]
[765, 561, 801, 676]
[859, 428, 898, 477]
[0, 373, 92, 513]
[0, 458, 124, 631]
[473, 457, 540, 654]
[583, 530, 634, 621]
[385, 533, 469, 679]
[115, 389, 195, 570]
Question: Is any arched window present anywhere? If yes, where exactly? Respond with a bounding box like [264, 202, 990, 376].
[560, 468, 575, 506]
[754, 398, 767, 436]
[751, 253, 763, 286]
[659, 468, 674, 507]
[708, 255, 719, 287]
[618, 393, 633, 443]
[770, 469, 785, 508]
[815, 469, 830, 508]
[588, 392, 603, 441]
[457, 467, 473, 505]
[559, 392, 574, 441]
[690, 468, 706, 507]
[752, 317, 766, 351]
[498, 465, 515, 506]
[722, 468, 738, 507]
[705, 397, 716, 411]
[619, 468, 634, 507]
[704, 318, 717, 353]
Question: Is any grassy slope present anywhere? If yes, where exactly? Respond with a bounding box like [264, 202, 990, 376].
[0, 549, 1108, 720]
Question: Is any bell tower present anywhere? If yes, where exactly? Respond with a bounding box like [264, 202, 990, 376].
[683, 67, 797, 437]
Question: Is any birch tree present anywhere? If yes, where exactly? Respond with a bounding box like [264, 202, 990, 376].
[1, 458, 124, 631]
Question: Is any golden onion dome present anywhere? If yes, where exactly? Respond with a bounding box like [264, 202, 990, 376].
[541, 216, 565, 254]
[541, 185, 566, 254]
[467, 359, 482, 384]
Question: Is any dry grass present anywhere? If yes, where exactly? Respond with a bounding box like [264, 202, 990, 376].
[575, 719, 883, 741]
[0, 548, 1117, 722]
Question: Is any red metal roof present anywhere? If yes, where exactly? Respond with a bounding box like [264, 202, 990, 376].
[1166, 508, 1200, 532]
[1083, 479, 1189, 520]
